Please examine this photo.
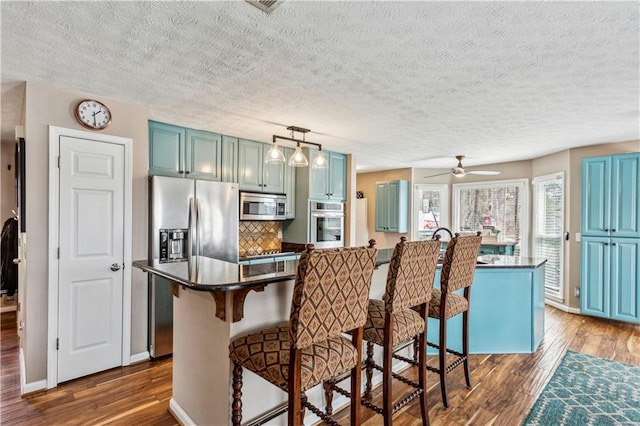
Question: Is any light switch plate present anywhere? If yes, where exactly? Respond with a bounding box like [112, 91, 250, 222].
[575, 232, 581, 242]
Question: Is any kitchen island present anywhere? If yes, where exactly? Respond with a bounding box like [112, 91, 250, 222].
[134, 252, 546, 425]
[372, 251, 547, 354]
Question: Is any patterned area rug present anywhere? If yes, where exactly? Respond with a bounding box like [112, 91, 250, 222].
[524, 350, 640, 425]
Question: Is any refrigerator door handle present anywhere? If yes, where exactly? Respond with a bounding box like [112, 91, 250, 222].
[188, 197, 196, 258]
[196, 198, 202, 258]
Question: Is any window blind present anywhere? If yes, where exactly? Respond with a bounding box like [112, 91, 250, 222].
[533, 173, 564, 300]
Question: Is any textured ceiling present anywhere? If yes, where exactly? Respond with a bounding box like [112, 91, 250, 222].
[1, 1, 638, 171]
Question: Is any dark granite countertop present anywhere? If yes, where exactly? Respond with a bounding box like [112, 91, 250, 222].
[134, 251, 546, 293]
[133, 257, 297, 292]
[375, 248, 546, 269]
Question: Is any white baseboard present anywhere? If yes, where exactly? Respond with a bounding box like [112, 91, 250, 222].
[20, 348, 47, 395]
[545, 299, 581, 314]
[169, 397, 196, 426]
[129, 351, 150, 364]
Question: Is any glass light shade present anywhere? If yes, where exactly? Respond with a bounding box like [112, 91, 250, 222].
[265, 142, 286, 163]
[288, 145, 308, 167]
[312, 149, 329, 169]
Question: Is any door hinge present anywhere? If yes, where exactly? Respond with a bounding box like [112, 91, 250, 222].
[57, 247, 60, 259]
[57, 156, 61, 168]
[56, 338, 59, 350]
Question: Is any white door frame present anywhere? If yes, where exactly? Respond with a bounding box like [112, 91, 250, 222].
[47, 126, 133, 388]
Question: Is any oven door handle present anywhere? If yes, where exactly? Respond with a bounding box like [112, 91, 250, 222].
[310, 212, 345, 218]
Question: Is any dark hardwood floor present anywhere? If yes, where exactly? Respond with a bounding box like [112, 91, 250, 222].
[1, 307, 638, 425]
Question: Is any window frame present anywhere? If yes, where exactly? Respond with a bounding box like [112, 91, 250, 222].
[452, 178, 530, 256]
[412, 183, 449, 241]
[532, 172, 565, 303]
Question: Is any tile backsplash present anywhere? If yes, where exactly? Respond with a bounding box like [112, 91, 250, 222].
[239, 221, 283, 257]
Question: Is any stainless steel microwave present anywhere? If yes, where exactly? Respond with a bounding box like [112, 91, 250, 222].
[240, 192, 287, 221]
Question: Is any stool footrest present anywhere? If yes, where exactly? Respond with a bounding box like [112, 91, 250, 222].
[302, 398, 340, 426]
[347, 360, 424, 415]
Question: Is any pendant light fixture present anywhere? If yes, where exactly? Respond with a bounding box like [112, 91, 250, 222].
[288, 142, 308, 167]
[311, 148, 329, 169]
[269, 126, 329, 168]
[264, 140, 286, 163]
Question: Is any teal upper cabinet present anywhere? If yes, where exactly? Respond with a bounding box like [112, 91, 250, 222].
[185, 129, 221, 180]
[221, 135, 238, 183]
[149, 121, 185, 177]
[308, 150, 347, 201]
[375, 180, 409, 233]
[238, 139, 285, 193]
[149, 121, 221, 181]
[582, 153, 639, 238]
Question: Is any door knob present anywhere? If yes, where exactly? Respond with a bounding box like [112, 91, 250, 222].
[12, 258, 21, 264]
[110, 263, 121, 271]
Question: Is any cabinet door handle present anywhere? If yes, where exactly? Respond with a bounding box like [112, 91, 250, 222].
[611, 229, 616, 232]
[612, 242, 617, 246]
[178, 170, 184, 173]
[604, 242, 609, 246]
[604, 228, 609, 232]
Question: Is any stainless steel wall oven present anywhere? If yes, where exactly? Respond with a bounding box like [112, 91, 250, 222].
[309, 201, 344, 248]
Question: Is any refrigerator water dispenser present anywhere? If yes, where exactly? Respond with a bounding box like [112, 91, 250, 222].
[159, 228, 188, 262]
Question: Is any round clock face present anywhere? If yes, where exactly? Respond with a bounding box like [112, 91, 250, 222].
[75, 99, 112, 130]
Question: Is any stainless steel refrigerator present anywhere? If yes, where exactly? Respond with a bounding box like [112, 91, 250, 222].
[148, 176, 239, 357]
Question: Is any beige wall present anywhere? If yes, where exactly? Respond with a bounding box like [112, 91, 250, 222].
[1, 143, 16, 223]
[356, 168, 412, 249]
[23, 82, 148, 384]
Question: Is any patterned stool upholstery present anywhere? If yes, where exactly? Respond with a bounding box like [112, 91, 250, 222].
[425, 232, 482, 409]
[428, 289, 469, 320]
[229, 243, 377, 426]
[362, 299, 425, 346]
[229, 323, 358, 392]
[327, 237, 441, 426]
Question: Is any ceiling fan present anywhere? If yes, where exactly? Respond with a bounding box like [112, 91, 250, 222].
[424, 155, 501, 178]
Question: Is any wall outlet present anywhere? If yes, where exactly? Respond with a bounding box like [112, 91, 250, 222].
[575, 232, 581, 242]
[574, 287, 580, 297]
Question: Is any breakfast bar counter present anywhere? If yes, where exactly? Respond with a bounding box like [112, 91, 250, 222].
[134, 253, 546, 425]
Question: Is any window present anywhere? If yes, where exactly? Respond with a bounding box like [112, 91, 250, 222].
[413, 184, 448, 240]
[533, 173, 565, 301]
[453, 179, 529, 256]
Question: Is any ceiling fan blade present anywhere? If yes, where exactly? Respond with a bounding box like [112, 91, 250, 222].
[466, 170, 501, 176]
[423, 172, 452, 178]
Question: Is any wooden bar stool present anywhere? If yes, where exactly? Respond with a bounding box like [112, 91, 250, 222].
[426, 232, 482, 408]
[326, 237, 441, 426]
[229, 242, 377, 426]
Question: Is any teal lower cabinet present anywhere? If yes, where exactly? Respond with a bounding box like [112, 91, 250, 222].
[581, 237, 640, 323]
[427, 262, 546, 354]
[478, 243, 515, 255]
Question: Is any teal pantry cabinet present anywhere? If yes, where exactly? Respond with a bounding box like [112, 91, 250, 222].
[148, 121, 222, 181]
[581, 153, 640, 324]
[238, 139, 285, 193]
[309, 150, 347, 202]
[375, 180, 409, 233]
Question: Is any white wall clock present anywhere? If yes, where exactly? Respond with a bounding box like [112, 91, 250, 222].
[74, 99, 112, 130]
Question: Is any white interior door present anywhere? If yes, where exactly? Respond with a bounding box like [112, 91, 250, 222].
[57, 135, 125, 382]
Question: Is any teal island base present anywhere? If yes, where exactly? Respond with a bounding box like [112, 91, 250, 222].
[427, 258, 546, 354]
